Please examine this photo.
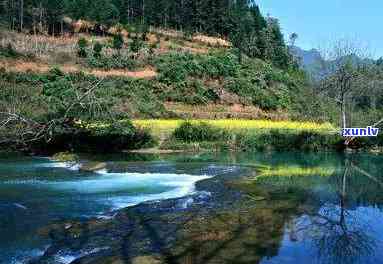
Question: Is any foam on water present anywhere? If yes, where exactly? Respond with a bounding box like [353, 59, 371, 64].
[4, 160, 213, 212]
[49, 170, 212, 210]
[38, 162, 81, 171]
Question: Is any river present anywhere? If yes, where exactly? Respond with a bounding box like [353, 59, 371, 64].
[1, 152, 383, 264]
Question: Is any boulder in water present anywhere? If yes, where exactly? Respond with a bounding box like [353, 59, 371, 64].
[80, 162, 107, 172]
[132, 255, 163, 264]
[52, 152, 79, 162]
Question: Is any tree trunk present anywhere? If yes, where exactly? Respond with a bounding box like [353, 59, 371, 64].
[142, 0, 145, 24]
[19, 0, 23, 31]
[341, 96, 347, 129]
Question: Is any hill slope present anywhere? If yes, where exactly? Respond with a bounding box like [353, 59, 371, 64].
[0, 29, 308, 120]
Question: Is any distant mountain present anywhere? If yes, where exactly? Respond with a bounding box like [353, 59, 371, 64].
[290, 46, 376, 81]
[290, 46, 323, 68]
[289, 46, 326, 80]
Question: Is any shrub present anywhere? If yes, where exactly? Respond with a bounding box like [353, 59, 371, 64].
[93, 42, 103, 58]
[130, 35, 144, 53]
[154, 51, 239, 84]
[48, 67, 64, 78]
[77, 37, 88, 58]
[112, 33, 124, 50]
[173, 121, 226, 142]
[235, 130, 344, 152]
[86, 54, 137, 70]
[0, 43, 19, 58]
[224, 59, 296, 110]
[33, 120, 156, 153]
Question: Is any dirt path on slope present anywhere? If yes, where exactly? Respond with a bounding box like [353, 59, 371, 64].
[0, 60, 157, 79]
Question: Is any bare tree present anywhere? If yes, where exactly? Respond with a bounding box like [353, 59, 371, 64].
[319, 39, 372, 130]
[0, 77, 118, 149]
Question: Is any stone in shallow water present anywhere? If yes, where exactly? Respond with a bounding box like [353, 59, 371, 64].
[248, 195, 266, 201]
[79, 162, 108, 172]
[132, 255, 163, 264]
[52, 152, 79, 162]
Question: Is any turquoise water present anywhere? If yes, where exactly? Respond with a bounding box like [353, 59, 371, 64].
[2, 152, 383, 264]
[0, 157, 212, 263]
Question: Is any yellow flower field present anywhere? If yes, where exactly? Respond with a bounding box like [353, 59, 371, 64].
[133, 119, 336, 137]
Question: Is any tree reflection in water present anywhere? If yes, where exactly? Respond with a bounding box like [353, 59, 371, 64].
[290, 158, 380, 264]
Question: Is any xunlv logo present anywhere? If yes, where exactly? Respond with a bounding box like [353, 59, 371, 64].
[342, 126, 379, 137]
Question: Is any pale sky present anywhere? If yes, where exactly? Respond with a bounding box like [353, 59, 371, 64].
[259, 0, 382, 58]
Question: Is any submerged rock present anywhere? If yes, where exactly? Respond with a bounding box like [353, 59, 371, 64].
[52, 152, 79, 162]
[132, 255, 164, 264]
[79, 162, 108, 172]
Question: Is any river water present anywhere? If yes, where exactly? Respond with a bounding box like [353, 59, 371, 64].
[1, 152, 383, 264]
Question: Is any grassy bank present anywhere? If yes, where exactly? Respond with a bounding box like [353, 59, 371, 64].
[131, 119, 383, 153]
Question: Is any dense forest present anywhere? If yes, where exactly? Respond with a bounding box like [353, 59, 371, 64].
[0, 0, 294, 69]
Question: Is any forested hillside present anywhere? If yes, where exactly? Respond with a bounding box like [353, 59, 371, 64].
[0, 0, 295, 69]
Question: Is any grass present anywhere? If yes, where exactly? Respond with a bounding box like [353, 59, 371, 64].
[133, 119, 336, 138]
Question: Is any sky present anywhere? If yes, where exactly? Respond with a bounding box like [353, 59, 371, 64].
[259, 0, 382, 58]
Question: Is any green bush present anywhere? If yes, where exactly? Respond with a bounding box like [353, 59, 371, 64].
[77, 37, 88, 58]
[154, 51, 239, 84]
[153, 50, 303, 110]
[130, 36, 144, 53]
[0, 43, 20, 58]
[87, 54, 137, 70]
[112, 34, 124, 50]
[235, 130, 344, 152]
[93, 42, 103, 58]
[32, 120, 156, 153]
[224, 59, 297, 110]
[173, 121, 227, 142]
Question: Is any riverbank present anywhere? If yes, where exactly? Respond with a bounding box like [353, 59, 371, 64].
[136, 120, 383, 153]
[2, 118, 383, 155]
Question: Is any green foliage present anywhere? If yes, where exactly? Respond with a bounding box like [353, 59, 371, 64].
[224, 59, 300, 110]
[153, 50, 305, 110]
[0, 71, 168, 120]
[93, 42, 103, 58]
[154, 51, 239, 84]
[3, 0, 293, 69]
[77, 37, 88, 58]
[87, 54, 137, 70]
[1, 70, 158, 153]
[112, 34, 124, 50]
[37, 120, 156, 153]
[168, 121, 346, 152]
[0, 43, 19, 58]
[234, 130, 344, 152]
[173, 121, 227, 142]
[130, 35, 144, 53]
[0, 43, 34, 59]
[85, 120, 157, 150]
